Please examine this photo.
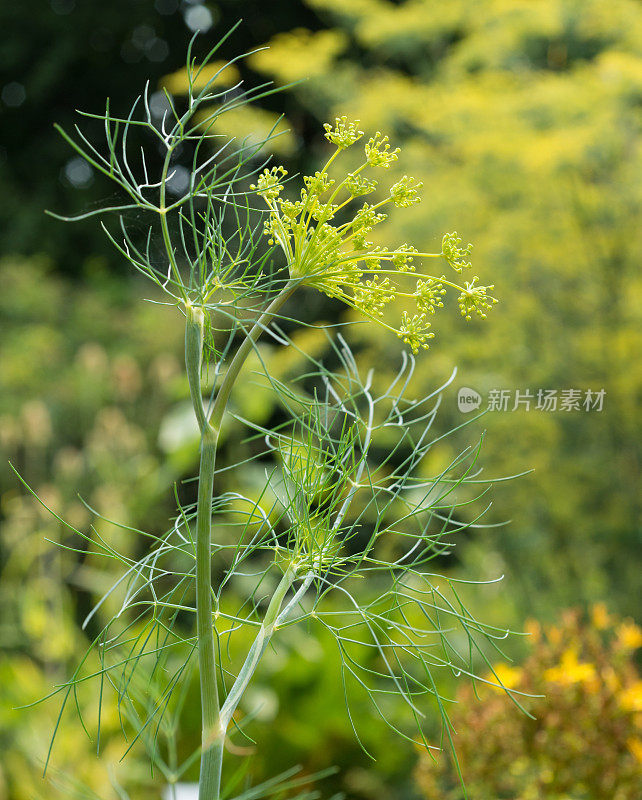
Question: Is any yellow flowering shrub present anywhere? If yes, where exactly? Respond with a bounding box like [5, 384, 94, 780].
[415, 607, 642, 799]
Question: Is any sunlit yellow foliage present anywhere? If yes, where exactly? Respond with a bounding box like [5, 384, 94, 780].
[249, 28, 348, 83]
[197, 103, 296, 156]
[250, 0, 642, 619]
[161, 60, 241, 94]
[161, 58, 295, 155]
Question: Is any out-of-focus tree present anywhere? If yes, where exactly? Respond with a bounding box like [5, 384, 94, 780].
[244, 0, 642, 621]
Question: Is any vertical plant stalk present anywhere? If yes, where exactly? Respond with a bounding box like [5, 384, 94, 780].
[184, 282, 297, 800]
[185, 304, 221, 798]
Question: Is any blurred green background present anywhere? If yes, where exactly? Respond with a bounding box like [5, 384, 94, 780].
[1, 1, 641, 798]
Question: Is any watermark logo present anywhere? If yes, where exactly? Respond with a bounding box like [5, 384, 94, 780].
[457, 387, 482, 413]
[457, 387, 606, 413]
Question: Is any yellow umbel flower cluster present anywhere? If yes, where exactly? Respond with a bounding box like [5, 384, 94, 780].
[251, 118, 498, 353]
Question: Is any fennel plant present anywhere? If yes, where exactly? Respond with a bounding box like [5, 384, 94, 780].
[30, 29, 521, 800]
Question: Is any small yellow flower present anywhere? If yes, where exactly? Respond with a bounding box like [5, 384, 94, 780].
[488, 662, 523, 690]
[591, 602, 612, 630]
[346, 172, 377, 197]
[616, 620, 642, 651]
[619, 681, 642, 712]
[544, 648, 597, 686]
[627, 737, 642, 763]
[524, 618, 541, 642]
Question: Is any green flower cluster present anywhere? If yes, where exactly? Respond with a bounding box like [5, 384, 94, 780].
[457, 277, 498, 320]
[251, 118, 498, 353]
[390, 175, 423, 208]
[365, 132, 400, 168]
[415, 278, 447, 315]
[323, 115, 364, 149]
[441, 231, 473, 271]
[398, 311, 435, 353]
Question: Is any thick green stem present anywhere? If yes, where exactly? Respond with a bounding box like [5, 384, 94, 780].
[186, 303, 221, 798]
[184, 283, 297, 800]
[208, 280, 298, 433]
[195, 428, 223, 799]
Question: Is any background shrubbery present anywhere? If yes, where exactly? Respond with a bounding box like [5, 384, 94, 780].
[415, 608, 642, 800]
[1, 1, 640, 798]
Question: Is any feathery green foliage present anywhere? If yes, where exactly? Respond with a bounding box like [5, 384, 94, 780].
[23, 29, 517, 800]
